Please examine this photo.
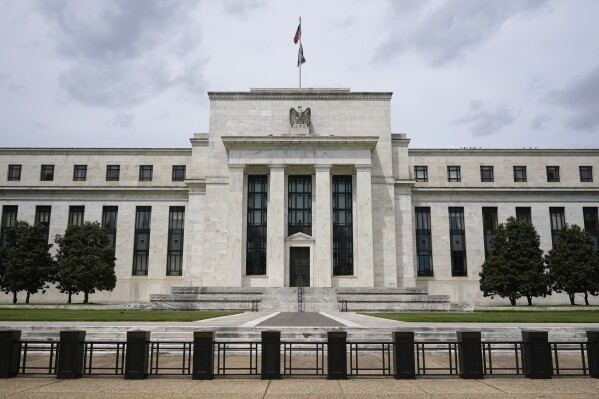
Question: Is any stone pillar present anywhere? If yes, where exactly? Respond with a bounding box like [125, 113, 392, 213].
[266, 165, 285, 286]
[355, 166, 374, 286]
[227, 165, 245, 287]
[57, 330, 86, 379]
[314, 165, 332, 287]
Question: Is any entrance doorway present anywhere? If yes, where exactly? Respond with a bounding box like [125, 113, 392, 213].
[289, 247, 310, 287]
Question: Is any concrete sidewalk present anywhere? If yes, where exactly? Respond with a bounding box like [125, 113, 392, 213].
[2, 377, 599, 398]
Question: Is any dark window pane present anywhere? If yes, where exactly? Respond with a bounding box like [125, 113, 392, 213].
[41, 165, 54, 181]
[68, 206, 85, 226]
[414, 166, 428, 182]
[514, 166, 527, 182]
[133, 206, 151, 275]
[549, 207, 565, 248]
[482, 207, 497, 258]
[480, 166, 494, 182]
[73, 165, 87, 181]
[172, 165, 186, 182]
[1, 205, 18, 247]
[106, 165, 120, 181]
[139, 165, 153, 181]
[167, 206, 185, 276]
[35, 205, 51, 243]
[448, 207, 467, 276]
[102, 206, 118, 248]
[288, 175, 312, 236]
[415, 207, 433, 276]
[547, 166, 560, 182]
[580, 166, 593, 182]
[447, 166, 461, 182]
[8, 165, 21, 181]
[246, 175, 267, 275]
[583, 207, 599, 252]
[333, 175, 353, 276]
[516, 207, 532, 224]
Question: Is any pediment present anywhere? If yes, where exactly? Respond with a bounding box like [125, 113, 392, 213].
[285, 232, 314, 242]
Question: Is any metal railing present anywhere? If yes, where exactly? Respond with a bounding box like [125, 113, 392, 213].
[415, 342, 460, 376]
[149, 341, 192, 376]
[215, 341, 259, 376]
[83, 341, 126, 376]
[283, 342, 325, 376]
[482, 341, 524, 376]
[349, 342, 392, 376]
[551, 342, 588, 376]
[296, 274, 304, 312]
[17, 341, 59, 375]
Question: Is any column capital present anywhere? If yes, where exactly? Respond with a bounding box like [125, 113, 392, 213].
[228, 164, 245, 171]
[355, 165, 372, 172]
[268, 164, 286, 170]
[314, 164, 332, 171]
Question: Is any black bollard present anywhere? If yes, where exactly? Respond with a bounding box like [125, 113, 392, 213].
[457, 331, 483, 379]
[522, 331, 552, 379]
[261, 330, 281, 379]
[393, 331, 415, 379]
[192, 331, 214, 380]
[587, 330, 599, 378]
[57, 330, 86, 379]
[327, 331, 347, 380]
[125, 330, 150, 379]
[0, 330, 21, 378]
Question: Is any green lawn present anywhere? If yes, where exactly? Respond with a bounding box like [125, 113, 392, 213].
[365, 310, 599, 323]
[0, 309, 240, 322]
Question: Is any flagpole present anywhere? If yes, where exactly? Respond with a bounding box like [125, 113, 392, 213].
[299, 17, 302, 89]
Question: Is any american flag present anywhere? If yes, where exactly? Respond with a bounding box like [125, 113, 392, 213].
[293, 23, 301, 44]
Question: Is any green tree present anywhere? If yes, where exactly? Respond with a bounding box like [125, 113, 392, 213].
[545, 224, 599, 305]
[55, 221, 116, 303]
[480, 217, 549, 306]
[1, 221, 55, 304]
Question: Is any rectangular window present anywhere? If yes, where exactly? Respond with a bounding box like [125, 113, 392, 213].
[139, 165, 153, 181]
[102, 206, 118, 249]
[547, 166, 560, 182]
[414, 166, 428, 182]
[7, 165, 21, 181]
[583, 207, 599, 252]
[0, 205, 18, 247]
[415, 207, 433, 276]
[447, 166, 461, 182]
[580, 166, 593, 182]
[246, 175, 267, 275]
[40, 165, 54, 181]
[166, 206, 185, 276]
[549, 207, 565, 247]
[449, 207, 467, 276]
[288, 175, 312, 236]
[516, 207, 532, 224]
[514, 166, 527, 182]
[106, 165, 120, 181]
[482, 207, 498, 258]
[73, 165, 87, 181]
[480, 166, 494, 182]
[172, 165, 186, 182]
[333, 175, 353, 276]
[68, 206, 85, 226]
[132, 206, 151, 276]
[35, 205, 51, 243]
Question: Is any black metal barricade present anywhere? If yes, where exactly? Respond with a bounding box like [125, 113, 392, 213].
[349, 341, 392, 376]
[261, 331, 281, 379]
[416, 341, 459, 376]
[83, 341, 126, 376]
[588, 330, 599, 378]
[457, 331, 483, 379]
[17, 340, 59, 375]
[125, 330, 150, 380]
[482, 341, 524, 376]
[327, 331, 347, 379]
[393, 331, 415, 379]
[0, 330, 21, 378]
[522, 331, 552, 379]
[57, 330, 86, 379]
[550, 341, 588, 376]
[282, 341, 325, 376]
[215, 341, 259, 376]
[149, 341, 192, 376]
[193, 331, 214, 380]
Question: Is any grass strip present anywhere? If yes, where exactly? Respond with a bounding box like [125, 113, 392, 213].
[365, 310, 599, 323]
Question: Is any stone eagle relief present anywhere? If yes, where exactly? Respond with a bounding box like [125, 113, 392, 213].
[289, 106, 311, 127]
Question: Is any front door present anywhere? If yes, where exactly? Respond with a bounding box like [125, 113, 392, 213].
[289, 247, 310, 287]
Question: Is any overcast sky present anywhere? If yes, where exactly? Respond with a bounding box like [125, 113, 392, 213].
[1, 0, 598, 149]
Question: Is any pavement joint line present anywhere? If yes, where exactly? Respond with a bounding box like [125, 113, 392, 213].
[477, 378, 507, 393]
[319, 312, 361, 327]
[241, 312, 280, 327]
[262, 379, 271, 399]
[409, 379, 428, 394]
[15, 379, 61, 393]
[193, 312, 247, 323]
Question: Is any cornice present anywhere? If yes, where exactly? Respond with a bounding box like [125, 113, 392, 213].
[409, 148, 599, 157]
[411, 187, 599, 195]
[208, 89, 392, 101]
[221, 136, 379, 151]
[0, 148, 191, 156]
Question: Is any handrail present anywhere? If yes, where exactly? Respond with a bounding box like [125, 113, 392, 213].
[297, 274, 305, 312]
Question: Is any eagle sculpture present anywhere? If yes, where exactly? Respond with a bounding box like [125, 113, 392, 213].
[289, 106, 311, 127]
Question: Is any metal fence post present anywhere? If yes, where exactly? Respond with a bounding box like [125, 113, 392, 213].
[125, 330, 150, 380]
[457, 331, 483, 379]
[587, 330, 599, 378]
[522, 330, 552, 379]
[192, 331, 214, 380]
[393, 331, 415, 379]
[0, 330, 21, 378]
[327, 331, 347, 380]
[261, 330, 281, 379]
[56, 330, 86, 379]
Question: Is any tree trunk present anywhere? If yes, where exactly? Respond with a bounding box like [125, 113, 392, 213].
[26, 292, 30, 304]
[12, 291, 17, 304]
[527, 296, 533, 306]
[585, 292, 589, 306]
[569, 293, 575, 305]
[68, 291, 72, 304]
[509, 297, 516, 306]
[84, 292, 89, 304]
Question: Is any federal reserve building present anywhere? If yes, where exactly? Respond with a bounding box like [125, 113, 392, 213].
[1, 88, 598, 308]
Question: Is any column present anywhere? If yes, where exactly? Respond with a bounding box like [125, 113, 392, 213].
[313, 165, 332, 287]
[266, 165, 285, 286]
[356, 165, 374, 286]
[227, 165, 245, 287]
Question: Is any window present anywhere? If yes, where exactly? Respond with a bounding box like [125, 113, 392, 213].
[546, 166, 560, 182]
[549, 207, 565, 247]
[68, 206, 85, 226]
[449, 207, 467, 276]
[480, 166, 494, 182]
[246, 175, 267, 275]
[102, 206, 118, 248]
[580, 166, 593, 182]
[583, 207, 599, 252]
[514, 166, 527, 182]
[333, 175, 353, 276]
[415, 207, 433, 276]
[73, 165, 87, 181]
[7, 165, 21, 181]
[139, 165, 153, 181]
[172, 165, 186, 182]
[288, 175, 312, 236]
[40, 165, 54, 181]
[482, 207, 498, 258]
[35, 205, 51, 243]
[414, 166, 428, 182]
[447, 166, 461, 182]
[106, 165, 120, 181]
[1, 205, 18, 247]
[166, 206, 185, 276]
[516, 207, 532, 224]
[133, 206, 151, 276]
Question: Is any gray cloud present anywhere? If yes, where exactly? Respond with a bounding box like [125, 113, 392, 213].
[531, 114, 551, 131]
[107, 113, 135, 129]
[375, 0, 548, 67]
[0, 73, 26, 95]
[546, 65, 599, 132]
[454, 100, 520, 136]
[221, 0, 264, 19]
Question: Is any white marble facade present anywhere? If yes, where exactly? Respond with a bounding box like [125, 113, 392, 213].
[1, 88, 598, 305]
